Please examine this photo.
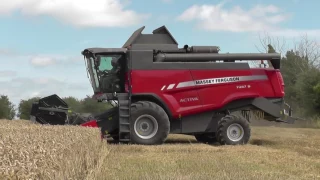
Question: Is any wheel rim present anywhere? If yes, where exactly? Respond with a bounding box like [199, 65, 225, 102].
[134, 114, 158, 139]
[226, 123, 244, 142]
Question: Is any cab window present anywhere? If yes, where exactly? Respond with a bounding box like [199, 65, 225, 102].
[99, 56, 113, 71]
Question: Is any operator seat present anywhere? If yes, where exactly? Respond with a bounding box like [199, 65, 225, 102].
[111, 58, 121, 73]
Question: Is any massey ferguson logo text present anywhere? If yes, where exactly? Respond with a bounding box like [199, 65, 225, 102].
[195, 77, 240, 85]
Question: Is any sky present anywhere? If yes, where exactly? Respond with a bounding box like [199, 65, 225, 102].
[1, 0, 320, 108]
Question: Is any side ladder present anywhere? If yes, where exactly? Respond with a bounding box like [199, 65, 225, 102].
[117, 93, 131, 142]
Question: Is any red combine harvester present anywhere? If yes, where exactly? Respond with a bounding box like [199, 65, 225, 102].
[30, 25, 295, 145]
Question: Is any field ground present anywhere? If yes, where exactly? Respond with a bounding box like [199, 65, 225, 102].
[1, 119, 320, 180]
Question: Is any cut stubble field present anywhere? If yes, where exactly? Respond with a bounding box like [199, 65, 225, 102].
[1, 120, 320, 180]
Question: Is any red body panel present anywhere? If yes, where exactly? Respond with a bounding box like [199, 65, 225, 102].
[80, 120, 98, 127]
[130, 68, 284, 119]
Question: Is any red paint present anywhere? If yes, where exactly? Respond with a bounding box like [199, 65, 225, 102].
[131, 68, 284, 119]
[80, 120, 98, 127]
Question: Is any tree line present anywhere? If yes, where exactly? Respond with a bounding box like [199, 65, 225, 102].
[0, 34, 319, 121]
[259, 34, 320, 119]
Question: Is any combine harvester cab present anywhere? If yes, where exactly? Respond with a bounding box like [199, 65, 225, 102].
[31, 25, 297, 145]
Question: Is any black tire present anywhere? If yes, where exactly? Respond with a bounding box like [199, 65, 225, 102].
[194, 133, 218, 144]
[217, 114, 251, 145]
[130, 101, 170, 145]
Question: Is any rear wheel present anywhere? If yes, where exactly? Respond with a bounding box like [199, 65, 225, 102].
[217, 114, 251, 145]
[130, 101, 170, 145]
[194, 133, 218, 144]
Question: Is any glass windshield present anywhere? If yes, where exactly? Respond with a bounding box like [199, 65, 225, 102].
[98, 56, 113, 71]
[84, 56, 100, 92]
[96, 54, 122, 77]
[85, 54, 123, 93]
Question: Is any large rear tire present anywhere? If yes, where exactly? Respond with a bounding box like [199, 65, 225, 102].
[217, 114, 251, 145]
[130, 101, 170, 145]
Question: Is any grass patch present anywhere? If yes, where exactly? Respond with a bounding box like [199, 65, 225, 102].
[304, 116, 320, 129]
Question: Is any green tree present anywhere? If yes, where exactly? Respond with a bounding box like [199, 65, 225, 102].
[62, 96, 81, 112]
[79, 95, 112, 114]
[277, 46, 320, 117]
[294, 67, 320, 116]
[265, 41, 320, 118]
[0, 95, 16, 120]
[313, 83, 320, 94]
[313, 83, 320, 113]
[18, 97, 41, 120]
[281, 50, 309, 100]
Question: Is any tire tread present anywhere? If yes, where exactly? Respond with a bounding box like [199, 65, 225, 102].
[130, 101, 170, 145]
[217, 114, 251, 145]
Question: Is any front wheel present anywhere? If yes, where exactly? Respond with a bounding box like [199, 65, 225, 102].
[130, 101, 170, 145]
[217, 114, 251, 145]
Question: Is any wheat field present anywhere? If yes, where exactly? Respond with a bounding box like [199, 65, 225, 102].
[1, 119, 320, 180]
